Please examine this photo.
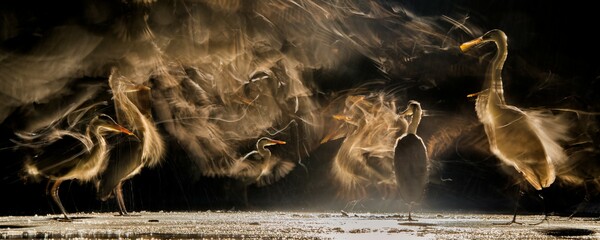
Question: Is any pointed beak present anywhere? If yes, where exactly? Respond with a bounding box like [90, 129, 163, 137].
[236, 95, 255, 105]
[320, 128, 342, 144]
[115, 125, 135, 136]
[460, 37, 483, 52]
[400, 107, 413, 116]
[333, 114, 350, 121]
[268, 139, 286, 145]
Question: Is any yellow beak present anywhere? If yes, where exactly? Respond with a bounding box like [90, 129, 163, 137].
[460, 37, 483, 52]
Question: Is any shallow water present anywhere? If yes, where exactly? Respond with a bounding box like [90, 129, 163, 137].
[1, 211, 599, 239]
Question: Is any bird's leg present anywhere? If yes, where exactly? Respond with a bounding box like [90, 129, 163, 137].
[569, 182, 589, 219]
[495, 185, 523, 225]
[242, 183, 250, 209]
[45, 180, 52, 196]
[407, 203, 415, 221]
[115, 182, 129, 216]
[49, 180, 71, 221]
[530, 189, 549, 225]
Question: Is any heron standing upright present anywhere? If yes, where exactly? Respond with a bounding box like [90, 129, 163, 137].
[18, 114, 133, 221]
[393, 100, 429, 221]
[460, 29, 571, 224]
[96, 70, 165, 216]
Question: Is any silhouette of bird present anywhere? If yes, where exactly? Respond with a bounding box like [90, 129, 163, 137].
[18, 114, 133, 220]
[393, 100, 429, 221]
[460, 29, 571, 224]
[95, 71, 165, 216]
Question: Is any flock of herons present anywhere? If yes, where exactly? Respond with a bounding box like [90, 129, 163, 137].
[8, 28, 589, 225]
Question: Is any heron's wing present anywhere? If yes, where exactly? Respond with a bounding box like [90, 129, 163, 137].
[229, 151, 262, 178]
[126, 86, 153, 119]
[488, 105, 562, 189]
[0, 26, 102, 123]
[22, 134, 91, 178]
[523, 108, 572, 166]
[255, 160, 296, 187]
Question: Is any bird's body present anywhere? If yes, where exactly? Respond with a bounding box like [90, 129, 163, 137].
[393, 100, 429, 221]
[480, 91, 555, 190]
[460, 29, 570, 223]
[394, 134, 428, 205]
[19, 114, 133, 220]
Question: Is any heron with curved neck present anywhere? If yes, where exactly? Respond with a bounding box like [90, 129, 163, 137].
[393, 100, 429, 221]
[229, 137, 288, 207]
[20, 114, 134, 221]
[232, 137, 289, 184]
[460, 29, 570, 224]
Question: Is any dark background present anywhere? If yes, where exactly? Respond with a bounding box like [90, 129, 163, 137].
[1, 0, 599, 217]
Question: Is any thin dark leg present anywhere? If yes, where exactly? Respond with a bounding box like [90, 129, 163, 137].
[569, 182, 589, 219]
[242, 184, 249, 209]
[495, 185, 523, 225]
[530, 189, 549, 225]
[115, 182, 129, 216]
[50, 180, 71, 221]
[407, 203, 415, 221]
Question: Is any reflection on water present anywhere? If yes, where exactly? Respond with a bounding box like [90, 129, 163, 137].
[538, 228, 596, 237]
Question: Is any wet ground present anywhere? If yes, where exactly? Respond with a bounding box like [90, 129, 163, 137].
[0, 211, 599, 239]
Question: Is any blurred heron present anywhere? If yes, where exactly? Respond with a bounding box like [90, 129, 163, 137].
[460, 29, 571, 224]
[19, 114, 133, 220]
[328, 93, 403, 200]
[229, 137, 288, 206]
[95, 71, 165, 216]
[393, 100, 429, 221]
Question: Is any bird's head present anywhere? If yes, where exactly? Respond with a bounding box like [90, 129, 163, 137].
[258, 137, 286, 147]
[460, 29, 507, 52]
[93, 114, 135, 136]
[400, 100, 421, 116]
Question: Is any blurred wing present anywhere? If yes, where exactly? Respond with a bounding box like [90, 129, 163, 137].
[255, 160, 296, 187]
[229, 151, 261, 178]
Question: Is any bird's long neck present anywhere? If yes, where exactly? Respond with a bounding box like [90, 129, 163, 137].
[407, 105, 422, 135]
[109, 72, 165, 165]
[87, 125, 107, 154]
[396, 115, 409, 138]
[84, 122, 110, 172]
[487, 37, 508, 104]
[257, 143, 272, 160]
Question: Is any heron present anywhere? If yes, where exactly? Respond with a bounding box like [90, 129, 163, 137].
[18, 114, 133, 221]
[460, 29, 571, 224]
[393, 100, 429, 221]
[229, 137, 289, 207]
[95, 71, 165, 216]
